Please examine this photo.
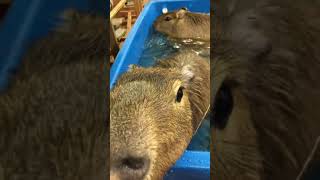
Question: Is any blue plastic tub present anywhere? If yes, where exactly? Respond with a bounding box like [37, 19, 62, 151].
[110, 0, 210, 179]
[0, 0, 105, 91]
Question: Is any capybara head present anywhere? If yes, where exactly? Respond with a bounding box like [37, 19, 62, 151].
[0, 9, 107, 180]
[154, 8, 210, 41]
[212, 0, 320, 179]
[110, 52, 210, 179]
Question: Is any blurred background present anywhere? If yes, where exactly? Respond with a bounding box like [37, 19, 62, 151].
[110, 0, 149, 66]
[0, 0, 11, 21]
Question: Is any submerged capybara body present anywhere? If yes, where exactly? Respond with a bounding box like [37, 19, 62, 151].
[110, 51, 210, 180]
[212, 0, 320, 179]
[0, 10, 107, 180]
[154, 8, 210, 41]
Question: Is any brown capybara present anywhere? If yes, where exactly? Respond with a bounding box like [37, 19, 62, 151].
[154, 8, 210, 41]
[0, 10, 107, 180]
[211, 0, 320, 179]
[110, 51, 210, 180]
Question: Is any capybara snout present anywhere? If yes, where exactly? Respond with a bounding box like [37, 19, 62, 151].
[110, 70, 195, 179]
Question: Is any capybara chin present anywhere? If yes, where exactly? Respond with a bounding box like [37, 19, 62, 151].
[154, 8, 210, 41]
[212, 0, 320, 179]
[110, 52, 210, 180]
[0, 9, 107, 180]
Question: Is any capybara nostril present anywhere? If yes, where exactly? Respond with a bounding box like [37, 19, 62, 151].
[122, 156, 149, 170]
[116, 156, 150, 180]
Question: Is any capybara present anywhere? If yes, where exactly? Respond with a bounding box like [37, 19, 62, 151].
[110, 51, 210, 180]
[0, 9, 107, 180]
[211, 0, 320, 179]
[154, 7, 210, 41]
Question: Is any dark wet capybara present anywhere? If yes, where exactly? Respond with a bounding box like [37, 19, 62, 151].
[211, 0, 320, 179]
[0, 10, 107, 180]
[110, 51, 210, 180]
[154, 7, 210, 41]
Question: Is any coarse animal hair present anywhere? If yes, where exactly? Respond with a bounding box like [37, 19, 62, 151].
[110, 51, 209, 180]
[154, 8, 210, 41]
[0, 9, 108, 180]
[211, 0, 320, 179]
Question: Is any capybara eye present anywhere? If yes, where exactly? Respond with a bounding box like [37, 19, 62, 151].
[176, 86, 184, 103]
[165, 16, 172, 21]
[212, 83, 233, 129]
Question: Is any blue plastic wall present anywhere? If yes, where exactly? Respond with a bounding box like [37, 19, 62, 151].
[110, 0, 210, 179]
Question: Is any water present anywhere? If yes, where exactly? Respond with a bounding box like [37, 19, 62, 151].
[138, 28, 178, 67]
[138, 27, 211, 151]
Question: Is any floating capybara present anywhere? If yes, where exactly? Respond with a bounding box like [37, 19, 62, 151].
[154, 7, 210, 41]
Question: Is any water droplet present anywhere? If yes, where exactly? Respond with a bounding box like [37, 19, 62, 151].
[173, 44, 180, 49]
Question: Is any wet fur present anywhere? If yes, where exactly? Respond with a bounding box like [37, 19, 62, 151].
[110, 51, 209, 179]
[0, 10, 107, 180]
[154, 9, 210, 41]
[212, 0, 320, 179]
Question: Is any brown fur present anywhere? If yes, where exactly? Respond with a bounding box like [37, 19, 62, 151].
[154, 8, 210, 41]
[110, 51, 210, 179]
[0, 9, 107, 180]
[212, 0, 320, 179]
[12, 9, 106, 85]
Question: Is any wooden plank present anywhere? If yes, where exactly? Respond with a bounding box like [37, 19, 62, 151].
[143, 0, 149, 8]
[125, 11, 132, 37]
[110, 25, 120, 55]
[138, 0, 143, 13]
[110, 0, 127, 19]
[110, 55, 115, 64]
[133, 0, 140, 15]
[116, 11, 137, 18]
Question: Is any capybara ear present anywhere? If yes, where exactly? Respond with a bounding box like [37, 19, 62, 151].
[181, 65, 195, 86]
[181, 7, 189, 11]
[176, 8, 187, 19]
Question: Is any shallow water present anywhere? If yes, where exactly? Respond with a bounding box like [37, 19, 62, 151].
[138, 27, 210, 151]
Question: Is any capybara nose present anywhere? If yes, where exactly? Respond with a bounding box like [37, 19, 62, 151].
[112, 155, 150, 180]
